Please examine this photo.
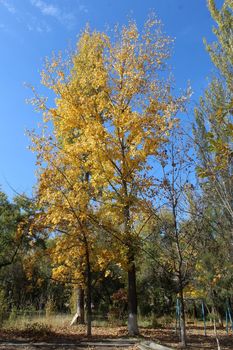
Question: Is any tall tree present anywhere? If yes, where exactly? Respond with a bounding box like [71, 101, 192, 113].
[146, 130, 201, 347]
[206, 0, 233, 89]
[31, 16, 186, 335]
[193, 5, 233, 344]
[194, 0, 233, 223]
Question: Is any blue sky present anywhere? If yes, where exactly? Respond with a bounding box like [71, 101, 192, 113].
[0, 0, 222, 198]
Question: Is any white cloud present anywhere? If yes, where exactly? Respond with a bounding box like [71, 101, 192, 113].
[0, 0, 16, 14]
[0, 1, 51, 34]
[26, 16, 51, 33]
[30, 0, 79, 29]
[31, 0, 60, 17]
[30, 0, 88, 29]
[0, 0, 88, 33]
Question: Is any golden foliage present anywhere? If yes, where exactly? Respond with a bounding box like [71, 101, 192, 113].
[30, 16, 186, 285]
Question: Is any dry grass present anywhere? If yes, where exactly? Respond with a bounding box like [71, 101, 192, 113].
[0, 315, 232, 349]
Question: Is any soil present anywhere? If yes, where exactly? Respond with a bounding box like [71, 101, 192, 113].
[140, 325, 233, 349]
[0, 325, 232, 350]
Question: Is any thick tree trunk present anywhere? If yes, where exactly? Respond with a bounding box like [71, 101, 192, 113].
[78, 287, 85, 324]
[70, 287, 85, 326]
[127, 255, 139, 335]
[123, 200, 139, 336]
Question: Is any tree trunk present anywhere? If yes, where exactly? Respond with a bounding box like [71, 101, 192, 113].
[212, 307, 221, 350]
[212, 292, 224, 327]
[78, 287, 85, 324]
[85, 250, 92, 337]
[179, 283, 187, 347]
[127, 255, 139, 335]
[123, 199, 139, 336]
[70, 287, 85, 326]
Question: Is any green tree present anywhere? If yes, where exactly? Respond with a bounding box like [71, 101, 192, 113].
[194, 0, 233, 223]
[193, 3, 233, 341]
[0, 191, 22, 270]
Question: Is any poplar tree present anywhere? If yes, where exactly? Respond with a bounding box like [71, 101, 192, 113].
[194, 0, 233, 223]
[31, 17, 186, 335]
[193, 3, 233, 331]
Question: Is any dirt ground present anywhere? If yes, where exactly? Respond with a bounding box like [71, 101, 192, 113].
[0, 325, 232, 350]
[141, 326, 233, 349]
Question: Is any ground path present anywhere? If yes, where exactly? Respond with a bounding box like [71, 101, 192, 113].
[2, 327, 232, 349]
[0, 338, 138, 350]
[0, 338, 174, 350]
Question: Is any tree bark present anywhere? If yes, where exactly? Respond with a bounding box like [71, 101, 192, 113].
[127, 254, 139, 335]
[70, 287, 85, 326]
[85, 245, 92, 337]
[179, 284, 187, 347]
[78, 287, 85, 324]
[123, 200, 139, 336]
[212, 292, 224, 327]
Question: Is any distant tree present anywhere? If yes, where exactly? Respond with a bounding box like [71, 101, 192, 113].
[0, 192, 48, 312]
[0, 191, 24, 270]
[137, 217, 177, 325]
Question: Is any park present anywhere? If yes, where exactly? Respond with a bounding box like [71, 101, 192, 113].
[0, 0, 232, 349]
